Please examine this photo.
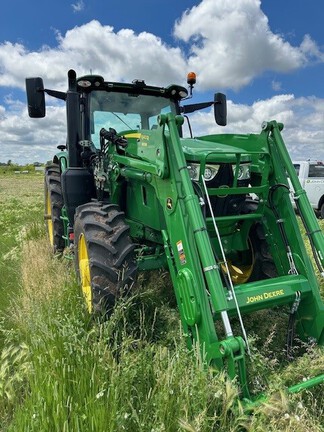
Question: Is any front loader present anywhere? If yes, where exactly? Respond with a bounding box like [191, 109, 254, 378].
[26, 69, 324, 401]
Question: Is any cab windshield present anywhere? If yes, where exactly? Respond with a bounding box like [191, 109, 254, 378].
[89, 90, 177, 147]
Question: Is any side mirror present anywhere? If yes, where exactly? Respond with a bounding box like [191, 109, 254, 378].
[214, 93, 227, 126]
[25, 77, 45, 118]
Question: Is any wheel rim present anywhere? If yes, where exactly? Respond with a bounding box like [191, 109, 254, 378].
[46, 191, 54, 247]
[222, 261, 254, 284]
[78, 233, 92, 312]
[222, 239, 254, 284]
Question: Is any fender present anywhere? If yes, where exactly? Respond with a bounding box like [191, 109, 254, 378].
[53, 147, 68, 173]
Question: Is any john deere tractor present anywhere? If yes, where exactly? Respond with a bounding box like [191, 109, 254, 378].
[26, 69, 324, 400]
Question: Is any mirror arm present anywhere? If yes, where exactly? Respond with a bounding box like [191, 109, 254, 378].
[44, 89, 67, 101]
[181, 101, 214, 114]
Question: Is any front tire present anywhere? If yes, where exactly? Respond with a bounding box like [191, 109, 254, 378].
[74, 201, 137, 314]
[224, 223, 277, 285]
[44, 164, 65, 252]
[223, 199, 277, 284]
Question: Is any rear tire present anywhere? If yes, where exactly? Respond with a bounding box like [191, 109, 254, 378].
[74, 201, 137, 314]
[44, 164, 65, 252]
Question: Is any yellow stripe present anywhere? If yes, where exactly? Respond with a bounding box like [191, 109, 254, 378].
[123, 132, 141, 139]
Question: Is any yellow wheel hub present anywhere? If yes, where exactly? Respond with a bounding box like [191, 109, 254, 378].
[46, 191, 54, 247]
[78, 233, 92, 313]
[222, 239, 254, 285]
[222, 261, 253, 285]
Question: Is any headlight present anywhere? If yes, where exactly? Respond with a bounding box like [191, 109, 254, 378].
[233, 164, 250, 180]
[188, 164, 200, 180]
[188, 163, 219, 181]
[188, 163, 251, 182]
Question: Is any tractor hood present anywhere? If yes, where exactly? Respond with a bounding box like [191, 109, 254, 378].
[181, 133, 269, 163]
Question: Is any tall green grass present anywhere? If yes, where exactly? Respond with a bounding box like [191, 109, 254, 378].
[0, 174, 44, 312]
[1, 173, 324, 431]
[1, 239, 245, 431]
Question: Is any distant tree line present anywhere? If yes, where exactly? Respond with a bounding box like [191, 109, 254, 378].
[0, 160, 44, 166]
[0, 161, 45, 173]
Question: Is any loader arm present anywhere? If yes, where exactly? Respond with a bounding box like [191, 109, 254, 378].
[263, 121, 324, 274]
[151, 113, 251, 398]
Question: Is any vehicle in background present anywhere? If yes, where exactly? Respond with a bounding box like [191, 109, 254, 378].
[292, 161, 324, 218]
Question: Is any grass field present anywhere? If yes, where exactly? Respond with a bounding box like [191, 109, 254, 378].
[0, 172, 324, 431]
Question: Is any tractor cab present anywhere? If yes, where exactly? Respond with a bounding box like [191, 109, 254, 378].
[77, 77, 187, 149]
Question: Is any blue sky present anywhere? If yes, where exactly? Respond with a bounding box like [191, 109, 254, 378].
[0, 0, 324, 163]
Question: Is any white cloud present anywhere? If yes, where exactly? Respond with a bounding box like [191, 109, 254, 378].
[71, 0, 85, 13]
[0, 99, 66, 164]
[0, 104, 5, 120]
[272, 80, 282, 91]
[186, 94, 324, 161]
[1, 93, 323, 164]
[0, 0, 324, 164]
[300, 34, 324, 62]
[174, 0, 322, 90]
[1, 1, 323, 92]
[0, 20, 187, 92]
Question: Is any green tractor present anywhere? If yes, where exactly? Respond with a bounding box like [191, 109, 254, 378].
[26, 69, 324, 400]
